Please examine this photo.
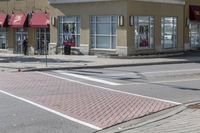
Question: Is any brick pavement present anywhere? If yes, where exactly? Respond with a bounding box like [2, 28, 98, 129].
[0, 72, 178, 129]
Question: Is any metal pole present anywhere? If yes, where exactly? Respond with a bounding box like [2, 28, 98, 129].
[45, 29, 48, 67]
[45, 46, 47, 67]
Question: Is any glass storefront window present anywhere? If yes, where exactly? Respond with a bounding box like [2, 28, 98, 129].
[134, 16, 154, 49]
[161, 17, 177, 49]
[189, 22, 200, 48]
[58, 16, 80, 47]
[0, 28, 7, 49]
[90, 16, 117, 49]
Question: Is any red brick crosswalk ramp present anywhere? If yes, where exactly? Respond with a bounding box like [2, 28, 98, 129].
[0, 72, 178, 129]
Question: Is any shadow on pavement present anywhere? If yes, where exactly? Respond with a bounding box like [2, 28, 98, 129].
[0, 56, 92, 64]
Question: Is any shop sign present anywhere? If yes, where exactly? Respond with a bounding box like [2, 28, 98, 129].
[189, 5, 200, 21]
[9, 13, 27, 27]
[13, 15, 23, 24]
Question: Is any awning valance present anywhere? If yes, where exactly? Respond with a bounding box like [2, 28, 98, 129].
[29, 12, 50, 28]
[0, 12, 7, 27]
[9, 13, 27, 28]
[189, 5, 200, 21]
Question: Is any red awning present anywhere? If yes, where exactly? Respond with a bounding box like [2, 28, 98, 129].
[29, 12, 50, 28]
[0, 12, 7, 27]
[9, 13, 27, 28]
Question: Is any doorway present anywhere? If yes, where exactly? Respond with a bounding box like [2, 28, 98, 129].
[36, 28, 50, 55]
[15, 28, 28, 54]
[0, 28, 7, 49]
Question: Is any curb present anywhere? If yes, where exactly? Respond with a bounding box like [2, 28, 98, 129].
[23, 60, 194, 72]
[95, 104, 186, 133]
[95, 101, 200, 133]
[97, 52, 185, 59]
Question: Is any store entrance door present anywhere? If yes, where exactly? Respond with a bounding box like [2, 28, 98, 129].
[0, 28, 7, 49]
[36, 28, 50, 55]
[15, 29, 28, 54]
[190, 22, 200, 48]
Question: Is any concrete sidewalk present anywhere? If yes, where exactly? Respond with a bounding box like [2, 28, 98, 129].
[0, 52, 200, 72]
[95, 102, 200, 133]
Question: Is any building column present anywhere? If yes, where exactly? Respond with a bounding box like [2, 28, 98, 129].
[79, 15, 90, 55]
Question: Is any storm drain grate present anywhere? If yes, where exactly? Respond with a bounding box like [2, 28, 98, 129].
[188, 103, 200, 109]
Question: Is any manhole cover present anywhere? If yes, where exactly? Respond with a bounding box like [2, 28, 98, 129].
[188, 103, 200, 109]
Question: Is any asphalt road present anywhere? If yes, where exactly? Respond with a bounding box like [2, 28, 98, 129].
[48, 63, 200, 103]
[1, 62, 200, 133]
[0, 93, 95, 133]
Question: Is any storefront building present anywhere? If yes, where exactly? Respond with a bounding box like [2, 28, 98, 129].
[0, 0, 200, 56]
[49, 0, 185, 56]
[0, 0, 50, 54]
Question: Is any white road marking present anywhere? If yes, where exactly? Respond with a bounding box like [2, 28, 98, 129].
[0, 90, 102, 130]
[55, 70, 121, 86]
[141, 68, 200, 75]
[38, 72, 181, 105]
[124, 78, 200, 85]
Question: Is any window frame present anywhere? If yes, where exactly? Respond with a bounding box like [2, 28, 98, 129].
[58, 16, 80, 47]
[90, 15, 117, 49]
[134, 16, 155, 50]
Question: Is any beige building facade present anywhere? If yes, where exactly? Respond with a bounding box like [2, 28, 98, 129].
[0, 0, 200, 56]
[0, 0, 50, 54]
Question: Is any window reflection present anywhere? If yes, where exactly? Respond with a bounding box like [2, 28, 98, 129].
[134, 16, 154, 49]
[58, 16, 80, 47]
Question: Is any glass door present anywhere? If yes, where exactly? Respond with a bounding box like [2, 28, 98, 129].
[190, 22, 200, 48]
[0, 28, 7, 49]
[15, 28, 28, 54]
[36, 28, 50, 55]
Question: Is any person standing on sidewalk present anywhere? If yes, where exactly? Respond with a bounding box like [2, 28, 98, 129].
[23, 37, 28, 55]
